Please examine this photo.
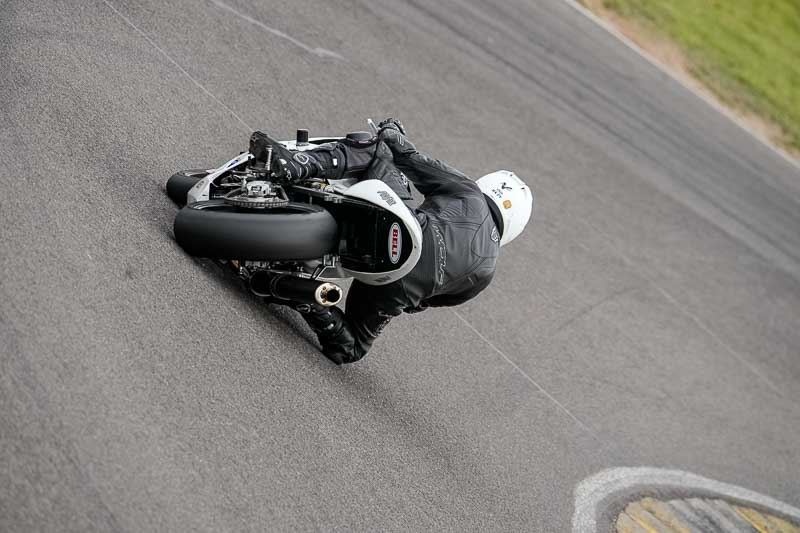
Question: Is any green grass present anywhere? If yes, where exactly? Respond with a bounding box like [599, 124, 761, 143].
[601, 0, 800, 151]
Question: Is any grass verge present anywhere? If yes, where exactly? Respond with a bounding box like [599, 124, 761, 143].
[581, 0, 800, 154]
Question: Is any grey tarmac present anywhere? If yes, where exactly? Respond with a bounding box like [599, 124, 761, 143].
[1, 0, 799, 531]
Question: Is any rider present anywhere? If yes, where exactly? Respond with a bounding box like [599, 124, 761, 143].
[251, 119, 533, 364]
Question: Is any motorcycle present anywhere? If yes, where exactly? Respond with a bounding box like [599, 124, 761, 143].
[167, 121, 422, 308]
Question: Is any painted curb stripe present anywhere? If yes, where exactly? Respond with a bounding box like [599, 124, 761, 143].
[574, 468, 800, 532]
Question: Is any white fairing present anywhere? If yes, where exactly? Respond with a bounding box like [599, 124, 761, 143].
[341, 180, 423, 286]
[187, 152, 253, 204]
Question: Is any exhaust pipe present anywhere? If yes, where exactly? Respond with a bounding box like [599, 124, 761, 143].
[249, 272, 342, 307]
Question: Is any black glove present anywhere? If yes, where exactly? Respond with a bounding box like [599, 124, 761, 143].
[377, 117, 406, 136]
[378, 120, 416, 158]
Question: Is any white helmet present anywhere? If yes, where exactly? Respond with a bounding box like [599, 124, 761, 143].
[476, 170, 533, 246]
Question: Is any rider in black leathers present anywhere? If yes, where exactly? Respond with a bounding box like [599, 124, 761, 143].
[256, 120, 503, 364]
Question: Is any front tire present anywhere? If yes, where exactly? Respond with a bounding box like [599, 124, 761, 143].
[174, 200, 338, 260]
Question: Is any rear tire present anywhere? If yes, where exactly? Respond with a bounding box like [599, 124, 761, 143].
[174, 200, 338, 260]
[166, 169, 208, 205]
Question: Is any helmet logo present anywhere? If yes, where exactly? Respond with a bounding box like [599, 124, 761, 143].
[388, 223, 402, 264]
[503, 200, 512, 209]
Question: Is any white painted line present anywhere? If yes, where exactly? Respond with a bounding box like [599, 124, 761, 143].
[101, 0, 253, 133]
[573, 467, 800, 532]
[211, 0, 345, 61]
[452, 310, 600, 440]
[561, 0, 800, 171]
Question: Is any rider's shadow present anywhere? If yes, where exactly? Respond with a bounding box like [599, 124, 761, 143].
[264, 301, 325, 352]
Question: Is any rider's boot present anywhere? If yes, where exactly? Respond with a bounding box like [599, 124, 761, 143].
[249, 131, 320, 180]
[249, 131, 377, 182]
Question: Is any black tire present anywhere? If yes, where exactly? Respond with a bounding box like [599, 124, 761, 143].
[166, 169, 208, 205]
[174, 200, 339, 260]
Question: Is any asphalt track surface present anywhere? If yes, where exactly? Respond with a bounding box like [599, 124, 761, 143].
[2, 1, 799, 531]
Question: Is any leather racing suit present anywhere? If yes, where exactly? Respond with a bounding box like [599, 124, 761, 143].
[290, 127, 503, 364]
